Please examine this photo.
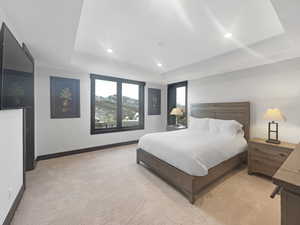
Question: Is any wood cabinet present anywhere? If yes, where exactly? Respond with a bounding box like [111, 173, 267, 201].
[273, 143, 300, 225]
[280, 190, 300, 225]
[166, 125, 186, 131]
[248, 138, 295, 177]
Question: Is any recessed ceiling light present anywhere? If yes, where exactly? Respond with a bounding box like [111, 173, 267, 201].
[157, 63, 163, 67]
[224, 33, 232, 38]
[107, 48, 113, 53]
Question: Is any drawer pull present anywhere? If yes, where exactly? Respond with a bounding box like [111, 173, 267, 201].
[279, 153, 286, 157]
[270, 186, 282, 199]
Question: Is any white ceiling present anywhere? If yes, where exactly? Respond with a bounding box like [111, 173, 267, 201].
[74, 0, 284, 73]
[163, 0, 300, 82]
[1, 0, 300, 81]
[0, 0, 84, 66]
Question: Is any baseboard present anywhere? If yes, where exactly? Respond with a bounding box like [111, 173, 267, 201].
[36, 140, 139, 161]
[2, 185, 25, 225]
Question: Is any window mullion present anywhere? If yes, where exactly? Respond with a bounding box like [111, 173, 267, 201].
[139, 85, 144, 128]
[117, 81, 122, 128]
[91, 77, 96, 133]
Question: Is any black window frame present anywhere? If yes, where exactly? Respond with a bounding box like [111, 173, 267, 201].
[90, 74, 145, 134]
[167, 81, 188, 127]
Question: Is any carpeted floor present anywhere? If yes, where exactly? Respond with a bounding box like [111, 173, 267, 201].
[12, 144, 280, 225]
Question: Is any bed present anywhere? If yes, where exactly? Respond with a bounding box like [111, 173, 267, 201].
[137, 102, 250, 203]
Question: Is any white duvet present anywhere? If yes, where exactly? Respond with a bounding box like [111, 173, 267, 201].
[138, 129, 247, 176]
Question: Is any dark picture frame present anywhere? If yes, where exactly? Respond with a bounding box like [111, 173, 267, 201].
[148, 88, 161, 115]
[50, 76, 80, 118]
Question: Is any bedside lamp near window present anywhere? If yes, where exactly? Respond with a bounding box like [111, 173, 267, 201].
[170, 107, 183, 126]
[263, 108, 285, 144]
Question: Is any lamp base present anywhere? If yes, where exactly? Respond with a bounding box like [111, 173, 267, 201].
[266, 139, 281, 144]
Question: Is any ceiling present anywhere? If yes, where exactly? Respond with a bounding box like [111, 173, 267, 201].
[1, 0, 300, 81]
[74, 0, 284, 73]
[0, 0, 84, 67]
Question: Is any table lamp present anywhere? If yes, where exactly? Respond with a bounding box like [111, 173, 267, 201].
[170, 107, 183, 126]
[263, 108, 285, 144]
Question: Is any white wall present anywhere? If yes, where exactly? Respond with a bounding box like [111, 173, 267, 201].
[0, 7, 23, 46]
[35, 65, 167, 156]
[0, 109, 23, 225]
[188, 57, 300, 144]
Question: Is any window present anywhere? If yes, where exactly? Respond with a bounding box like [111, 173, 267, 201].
[91, 74, 145, 134]
[94, 79, 117, 129]
[122, 83, 140, 128]
[167, 81, 187, 126]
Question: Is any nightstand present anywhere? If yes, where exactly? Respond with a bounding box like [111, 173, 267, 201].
[167, 125, 186, 131]
[248, 138, 296, 177]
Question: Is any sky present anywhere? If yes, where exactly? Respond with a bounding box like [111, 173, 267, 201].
[176, 86, 186, 106]
[95, 80, 139, 99]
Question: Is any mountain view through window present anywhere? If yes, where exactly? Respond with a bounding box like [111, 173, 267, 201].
[91, 74, 145, 134]
[122, 83, 139, 127]
[95, 79, 117, 129]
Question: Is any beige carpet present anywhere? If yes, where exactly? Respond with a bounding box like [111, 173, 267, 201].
[12, 144, 280, 225]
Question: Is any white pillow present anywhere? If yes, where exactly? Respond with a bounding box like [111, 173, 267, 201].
[209, 119, 243, 136]
[189, 117, 209, 131]
[208, 119, 223, 133]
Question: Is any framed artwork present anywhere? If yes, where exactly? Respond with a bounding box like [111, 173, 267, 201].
[148, 88, 161, 115]
[50, 76, 80, 118]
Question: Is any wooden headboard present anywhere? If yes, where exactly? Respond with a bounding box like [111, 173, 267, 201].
[190, 102, 250, 141]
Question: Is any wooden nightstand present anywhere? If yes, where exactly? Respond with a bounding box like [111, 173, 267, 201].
[167, 125, 186, 131]
[248, 138, 296, 177]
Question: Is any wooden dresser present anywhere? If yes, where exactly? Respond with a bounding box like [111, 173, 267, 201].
[166, 125, 186, 131]
[273, 143, 300, 225]
[248, 138, 296, 177]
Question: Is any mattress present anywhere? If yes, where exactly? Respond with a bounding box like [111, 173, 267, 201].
[138, 129, 247, 176]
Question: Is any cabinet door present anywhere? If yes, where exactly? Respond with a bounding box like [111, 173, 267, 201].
[281, 190, 300, 225]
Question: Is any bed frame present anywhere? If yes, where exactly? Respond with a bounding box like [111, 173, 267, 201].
[137, 102, 250, 204]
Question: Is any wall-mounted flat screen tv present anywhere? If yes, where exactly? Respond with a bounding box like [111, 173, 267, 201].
[0, 23, 34, 109]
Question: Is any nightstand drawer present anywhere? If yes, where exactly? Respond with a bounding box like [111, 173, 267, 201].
[248, 138, 295, 177]
[250, 158, 279, 177]
[250, 144, 291, 164]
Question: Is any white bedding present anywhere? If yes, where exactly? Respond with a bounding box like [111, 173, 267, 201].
[138, 129, 247, 176]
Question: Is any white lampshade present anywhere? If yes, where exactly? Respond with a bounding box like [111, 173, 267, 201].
[170, 107, 183, 116]
[263, 108, 285, 121]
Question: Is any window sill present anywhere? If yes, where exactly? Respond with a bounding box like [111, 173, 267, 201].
[91, 126, 144, 135]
